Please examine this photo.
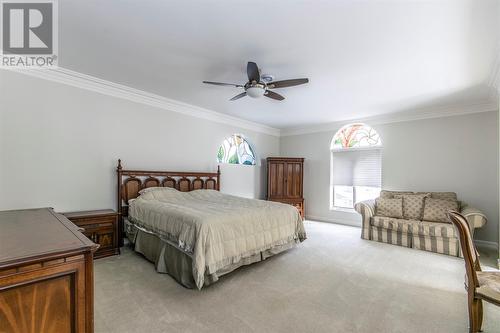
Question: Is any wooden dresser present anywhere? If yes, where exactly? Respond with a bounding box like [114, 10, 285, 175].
[266, 157, 305, 219]
[63, 209, 119, 259]
[0, 208, 98, 333]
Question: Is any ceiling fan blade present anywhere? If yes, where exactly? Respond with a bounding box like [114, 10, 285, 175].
[267, 78, 309, 89]
[247, 62, 260, 83]
[203, 81, 243, 88]
[230, 92, 247, 101]
[264, 90, 285, 101]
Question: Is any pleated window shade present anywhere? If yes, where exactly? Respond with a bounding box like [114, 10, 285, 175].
[331, 149, 382, 207]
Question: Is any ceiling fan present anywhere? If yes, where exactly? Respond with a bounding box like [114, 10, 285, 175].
[203, 61, 309, 101]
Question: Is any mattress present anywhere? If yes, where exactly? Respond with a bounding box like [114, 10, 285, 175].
[127, 187, 306, 289]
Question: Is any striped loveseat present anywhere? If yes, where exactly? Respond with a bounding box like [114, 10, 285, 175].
[354, 190, 487, 257]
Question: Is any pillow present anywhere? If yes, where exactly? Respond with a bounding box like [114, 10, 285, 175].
[393, 193, 430, 220]
[379, 190, 414, 199]
[375, 198, 403, 218]
[430, 192, 457, 201]
[416, 191, 457, 201]
[139, 186, 178, 195]
[422, 198, 459, 223]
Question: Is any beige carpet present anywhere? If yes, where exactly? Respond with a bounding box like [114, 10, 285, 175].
[94, 221, 500, 333]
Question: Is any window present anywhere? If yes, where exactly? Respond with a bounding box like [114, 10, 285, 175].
[330, 123, 382, 209]
[331, 123, 381, 149]
[217, 134, 256, 165]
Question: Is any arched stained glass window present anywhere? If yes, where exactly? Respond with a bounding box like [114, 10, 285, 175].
[217, 134, 256, 165]
[331, 123, 382, 150]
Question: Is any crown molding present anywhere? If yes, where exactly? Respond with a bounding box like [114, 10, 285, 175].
[3, 67, 281, 137]
[281, 101, 499, 137]
[4, 67, 498, 139]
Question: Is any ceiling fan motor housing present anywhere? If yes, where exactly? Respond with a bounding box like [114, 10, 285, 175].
[261, 74, 274, 83]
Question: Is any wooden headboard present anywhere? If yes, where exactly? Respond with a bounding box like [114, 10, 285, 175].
[116, 159, 220, 243]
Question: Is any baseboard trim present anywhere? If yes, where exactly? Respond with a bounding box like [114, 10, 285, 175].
[306, 217, 499, 252]
[474, 239, 499, 251]
[305, 215, 361, 228]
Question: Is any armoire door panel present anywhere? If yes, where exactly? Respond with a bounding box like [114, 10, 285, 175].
[277, 163, 285, 197]
[269, 162, 285, 198]
[295, 162, 303, 196]
[269, 163, 276, 197]
[285, 163, 293, 197]
[286, 163, 302, 198]
[267, 157, 304, 218]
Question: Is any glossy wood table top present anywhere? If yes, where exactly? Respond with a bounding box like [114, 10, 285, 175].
[0, 208, 97, 269]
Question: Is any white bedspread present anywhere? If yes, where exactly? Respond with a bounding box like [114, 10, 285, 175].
[128, 187, 306, 289]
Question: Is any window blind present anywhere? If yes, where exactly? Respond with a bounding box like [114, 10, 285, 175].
[331, 149, 382, 187]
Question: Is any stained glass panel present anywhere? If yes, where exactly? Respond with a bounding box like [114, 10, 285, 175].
[217, 134, 256, 165]
[331, 123, 382, 150]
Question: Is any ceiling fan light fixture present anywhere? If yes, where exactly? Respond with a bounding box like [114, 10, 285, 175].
[246, 86, 265, 98]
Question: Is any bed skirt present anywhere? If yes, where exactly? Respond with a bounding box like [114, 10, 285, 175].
[125, 219, 297, 289]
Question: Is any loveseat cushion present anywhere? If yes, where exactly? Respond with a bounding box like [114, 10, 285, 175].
[370, 226, 412, 247]
[375, 198, 403, 218]
[372, 217, 457, 238]
[412, 220, 457, 238]
[422, 198, 459, 223]
[371, 216, 414, 233]
[394, 193, 430, 220]
[412, 234, 459, 256]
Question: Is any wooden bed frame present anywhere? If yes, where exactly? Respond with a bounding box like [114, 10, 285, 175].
[116, 159, 220, 245]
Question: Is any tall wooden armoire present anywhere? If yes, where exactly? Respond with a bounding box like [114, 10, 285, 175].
[266, 157, 305, 219]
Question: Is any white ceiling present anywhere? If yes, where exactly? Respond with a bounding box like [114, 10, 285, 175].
[60, 0, 500, 129]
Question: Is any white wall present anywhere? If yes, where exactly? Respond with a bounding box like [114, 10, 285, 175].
[280, 111, 499, 244]
[0, 70, 279, 212]
[2, 69, 498, 246]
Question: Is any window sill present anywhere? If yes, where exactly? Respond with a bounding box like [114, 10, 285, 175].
[330, 207, 356, 214]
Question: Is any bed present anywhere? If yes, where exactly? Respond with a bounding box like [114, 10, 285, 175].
[117, 160, 306, 289]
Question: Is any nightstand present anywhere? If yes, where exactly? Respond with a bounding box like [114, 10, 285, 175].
[63, 209, 120, 259]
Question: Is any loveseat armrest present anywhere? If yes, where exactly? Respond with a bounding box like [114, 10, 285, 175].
[355, 200, 376, 240]
[460, 205, 487, 235]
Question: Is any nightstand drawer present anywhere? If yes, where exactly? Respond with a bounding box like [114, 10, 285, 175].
[71, 216, 116, 227]
[83, 228, 114, 249]
[79, 221, 114, 230]
[63, 209, 119, 259]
